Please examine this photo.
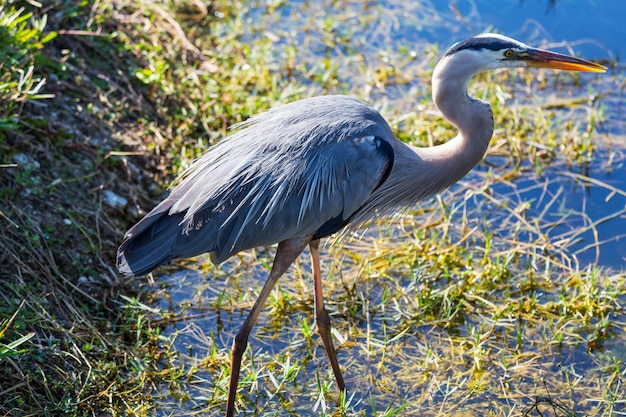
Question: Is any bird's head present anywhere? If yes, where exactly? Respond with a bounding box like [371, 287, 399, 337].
[435, 33, 606, 81]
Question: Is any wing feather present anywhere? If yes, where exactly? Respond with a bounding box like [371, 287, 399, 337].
[117, 95, 396, 275]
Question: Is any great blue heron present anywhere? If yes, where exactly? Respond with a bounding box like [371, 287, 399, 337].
[117, 33, 605, 416]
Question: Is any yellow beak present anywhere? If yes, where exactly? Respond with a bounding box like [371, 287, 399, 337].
[525, 48, 607, 73]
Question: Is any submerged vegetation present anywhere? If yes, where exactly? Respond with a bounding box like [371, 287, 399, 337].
[0, 0, 623, 416]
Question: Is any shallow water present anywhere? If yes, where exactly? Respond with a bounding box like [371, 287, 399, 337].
[244, 0, 626, 269]
[428, 0, 626, 58]
[147, 1, 626, 415]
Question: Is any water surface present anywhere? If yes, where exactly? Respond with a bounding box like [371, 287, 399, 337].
[148, 1, 626, 415]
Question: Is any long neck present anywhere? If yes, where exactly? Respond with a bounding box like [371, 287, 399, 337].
[411, 55, 494, 194]
[352, 56, 494, 227]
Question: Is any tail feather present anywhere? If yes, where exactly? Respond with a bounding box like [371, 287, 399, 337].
[117, 212, 182, 277]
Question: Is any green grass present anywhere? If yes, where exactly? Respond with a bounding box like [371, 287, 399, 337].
[0, 0, 624, 416]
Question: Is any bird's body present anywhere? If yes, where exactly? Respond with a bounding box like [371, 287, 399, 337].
[118, 86, 493, 274]
[117, 33, 605, 416]
[118, 96, 396, 273]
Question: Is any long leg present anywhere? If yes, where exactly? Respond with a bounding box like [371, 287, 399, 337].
[226, 235, 312, 417]
[310, 239, 346, 392]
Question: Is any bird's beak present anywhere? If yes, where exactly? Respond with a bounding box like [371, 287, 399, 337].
[524, 48, 607, 73]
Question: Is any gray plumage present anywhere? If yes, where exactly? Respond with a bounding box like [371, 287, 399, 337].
[117, 84, 489, 276]
[115, 33, 605, 417]
[117, 33, 606, 277]
[118, 96, 397, 274]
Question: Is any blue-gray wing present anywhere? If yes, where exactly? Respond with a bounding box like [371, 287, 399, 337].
[117, 134, 393, 276]
[117, 95, 396, 276]
[172, 135, 393, 263]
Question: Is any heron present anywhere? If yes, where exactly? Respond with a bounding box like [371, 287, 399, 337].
[117, 33, 605, 416]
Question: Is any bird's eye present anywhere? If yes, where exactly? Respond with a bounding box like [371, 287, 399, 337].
[504, 49, 514, 58]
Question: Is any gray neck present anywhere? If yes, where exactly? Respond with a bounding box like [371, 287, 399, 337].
[414, 55, 494, 193]
[351, 55, 494, 227]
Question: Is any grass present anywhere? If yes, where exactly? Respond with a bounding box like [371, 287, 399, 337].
[0, 0, 624, 416]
